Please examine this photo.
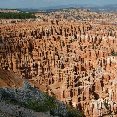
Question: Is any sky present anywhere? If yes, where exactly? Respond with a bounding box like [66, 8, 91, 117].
[0, 0, 117, 9]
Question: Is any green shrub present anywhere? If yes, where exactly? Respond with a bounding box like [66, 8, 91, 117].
[25, 95, 57, 112]
[111, 51, 117, 56]
[66, 105, 84, 117]
[44, 94, 57, 110]
[25, 99, 47, 112]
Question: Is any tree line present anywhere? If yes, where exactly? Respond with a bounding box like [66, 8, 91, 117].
[0, 12, 36, 19]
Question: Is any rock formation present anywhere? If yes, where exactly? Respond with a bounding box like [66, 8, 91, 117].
[0, 9, 117, 117]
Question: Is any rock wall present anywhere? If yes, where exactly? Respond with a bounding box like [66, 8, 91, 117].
[0, 19, 117, 117]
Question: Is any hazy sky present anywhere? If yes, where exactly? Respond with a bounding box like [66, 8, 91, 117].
[0, 0, 117, 9]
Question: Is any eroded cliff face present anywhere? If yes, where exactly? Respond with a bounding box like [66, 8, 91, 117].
[0, 17, 117, 116]
[0, 68, 23, 88]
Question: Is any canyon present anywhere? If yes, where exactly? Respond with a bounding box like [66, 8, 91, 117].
[0, 9, 117, 117]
